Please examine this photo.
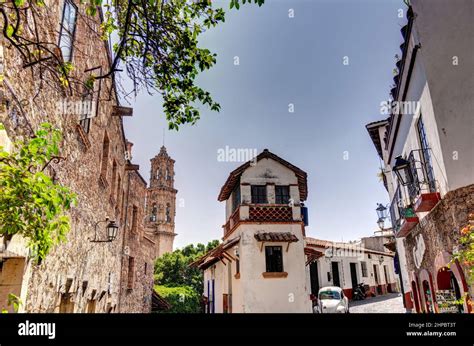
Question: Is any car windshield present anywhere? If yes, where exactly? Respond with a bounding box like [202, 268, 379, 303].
[319, 291, 341, 300]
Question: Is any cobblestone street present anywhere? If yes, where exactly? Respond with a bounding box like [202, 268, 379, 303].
[349, 293, 406, 313]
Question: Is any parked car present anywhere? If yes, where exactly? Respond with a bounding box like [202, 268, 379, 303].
[313, 286, 349, 313]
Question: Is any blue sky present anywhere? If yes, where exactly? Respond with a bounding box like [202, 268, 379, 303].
[122, 0, 407, 248]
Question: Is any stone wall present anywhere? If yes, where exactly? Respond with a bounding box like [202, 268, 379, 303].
[0, 1, 157, 312]
[404, 184, 474, 295]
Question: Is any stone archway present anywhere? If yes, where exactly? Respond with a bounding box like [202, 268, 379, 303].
[419, 269, 436, 313]
[436, 267, 464, 313]
[411, 280, 421, 313]
[434, 251, 471, 313]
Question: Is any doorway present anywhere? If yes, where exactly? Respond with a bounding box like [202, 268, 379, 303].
[331, 262, 341, 287]
[383, 265, 391, 292]
[309, 261, 320, 295]
[373, 264, 381, 295]
[349, 263, 358, 288]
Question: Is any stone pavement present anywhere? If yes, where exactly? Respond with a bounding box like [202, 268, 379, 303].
[349, 292, 406, 313]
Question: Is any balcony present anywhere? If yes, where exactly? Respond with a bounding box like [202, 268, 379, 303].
[223, 204, 299, 237]
[406, 149, 441, 213]
[389, 186, 419, 238]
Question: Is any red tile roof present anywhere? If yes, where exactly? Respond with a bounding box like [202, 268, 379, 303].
[254, 232, 299, 242]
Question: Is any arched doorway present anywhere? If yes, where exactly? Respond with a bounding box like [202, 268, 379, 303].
[436, 267, 464, 313]
[411, 281, 421, 313]
[422, 280, 435, 313]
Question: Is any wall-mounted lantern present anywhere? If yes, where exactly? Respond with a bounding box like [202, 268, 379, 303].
[376, 203, 388, 230]
[90, 217, 119, 243]
[393, 155, 412, 186]
[379, 255, 384, 265]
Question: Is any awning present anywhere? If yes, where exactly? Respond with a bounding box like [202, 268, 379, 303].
[304, 247, 324, 266]
[190, 237, 240, 270]
[254, 232, 299, 242]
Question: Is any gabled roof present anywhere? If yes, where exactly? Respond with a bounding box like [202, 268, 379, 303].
[218, 149, 308, 202]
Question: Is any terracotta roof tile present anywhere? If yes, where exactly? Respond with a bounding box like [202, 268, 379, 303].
[254, 232, 299, 242]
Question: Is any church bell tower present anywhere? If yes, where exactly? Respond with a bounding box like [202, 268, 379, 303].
[146, 146, 177, 257]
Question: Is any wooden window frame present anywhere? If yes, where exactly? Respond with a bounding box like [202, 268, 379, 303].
[251, 185, 267, 204]
[265, 245, 284, 273]
[275, 185, 290, 205]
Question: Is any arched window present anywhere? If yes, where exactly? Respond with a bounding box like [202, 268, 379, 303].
[165, 168, 169, 181]
[150, 203, 157, 222]
[156, 169, 161, 180]
[166, 203, 171, 222]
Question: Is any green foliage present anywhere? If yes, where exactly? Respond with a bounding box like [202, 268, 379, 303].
[154, 285, 201, 313]
[0, 123, 76, 261]
[154, 240, 219, 296]
[87, 0, 264, 130]
[453, 213, 474, 284]
[1, 293, 22, 313]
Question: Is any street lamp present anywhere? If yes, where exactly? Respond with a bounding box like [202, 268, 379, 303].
[376, 203, 388, 219]
[90, 217, 119, 243]
[376, 203, 388, 230]
[377, 217, 385, 230]
[393, 155, 412, 186]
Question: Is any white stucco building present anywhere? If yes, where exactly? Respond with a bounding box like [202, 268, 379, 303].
[192, 149, 312, 313]
[366, 1, 473, 313]
[305, 238, 398, 300]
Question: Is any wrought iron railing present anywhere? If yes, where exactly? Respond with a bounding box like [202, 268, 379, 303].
[389, 186, 403, 232]
[407, 148, 437, 201]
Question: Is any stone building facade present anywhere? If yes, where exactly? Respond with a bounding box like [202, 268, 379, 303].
[0, 1, 160, 312]
[145, 146, 178, 257]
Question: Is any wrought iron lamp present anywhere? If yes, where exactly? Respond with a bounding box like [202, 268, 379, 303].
[376, 203, 388, 230]
[393, 155, 412, 186]
[90, 217, 119, 243]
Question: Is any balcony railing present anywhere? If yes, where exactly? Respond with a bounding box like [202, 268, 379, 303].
[248, 205, 293, 222]
[407, 148, 437, 201]
[389, 185, 419, 238]
[223, 204, 298, 237]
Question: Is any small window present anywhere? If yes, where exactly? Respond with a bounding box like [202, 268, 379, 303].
[265, 246, 283, 272]
[231, 185, 240, 212]
[361, 261, 368, 278]
[151, 203, 157, 222]
[275, 186, 290, 204]
[131, 205, 138, 232]
[59, 0, 77, 62]
[79, 93, 92, 134]
[100, 132, 109, 180]
[251, 185, 267, 204]
[166, 203, 171, 222]
[127, 257, 135, 290]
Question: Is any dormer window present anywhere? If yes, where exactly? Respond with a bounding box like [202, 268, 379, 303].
[251, 185, 267, 204]
[275, 186, 290, 205]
